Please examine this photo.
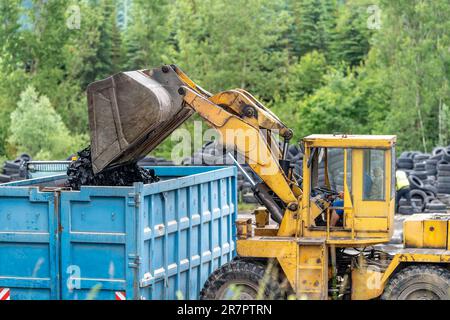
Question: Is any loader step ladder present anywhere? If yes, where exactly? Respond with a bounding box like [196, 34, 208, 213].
[296, 238, 328, 300]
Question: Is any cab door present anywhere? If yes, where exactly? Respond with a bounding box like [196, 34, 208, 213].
[346, 148, 391, 232]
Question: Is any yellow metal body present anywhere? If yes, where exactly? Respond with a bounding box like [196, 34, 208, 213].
[404, 214, 450, 249]
[169, 65, 450, 300]
[254, 207, 270, 228]
[237, 137, 450, 300]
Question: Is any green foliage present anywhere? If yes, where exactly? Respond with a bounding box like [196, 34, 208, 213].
[1, 0, 450, 160]
[330, 0, 373, 67]
[172, 0, 291, 100]
[368, 0, 450, 152]
[65, 0, 121, 88]
[287, 0, 338, 59]
[123, 0, 174, 69]
[274, 68, 370, 140]
[8, 86, 87, 160]
[0, 67, 30, 156]
[0, 0, 24, 70]
[285, 51, 328, 99]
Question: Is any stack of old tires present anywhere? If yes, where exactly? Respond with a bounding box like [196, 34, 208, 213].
[0, 153, 31, 183]
[138, 156, 174, 167]
[396, 152, 414, 172]
[183, 141, 304, 204]
[396, 147, 449, 214]
[436, 149, 450, 195]
[317, 149, 352, 192]
[182, 141, 258, 203]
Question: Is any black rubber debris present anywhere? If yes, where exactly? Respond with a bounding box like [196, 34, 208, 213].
[66, 146, 159, 190]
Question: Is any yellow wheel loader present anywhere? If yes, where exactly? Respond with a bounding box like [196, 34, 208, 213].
[86, 65, 450, 300]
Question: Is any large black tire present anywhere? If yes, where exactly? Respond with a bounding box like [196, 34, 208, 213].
[425, 200, 447, 211]
[200, 259, 288, 300]
[433, 147, 445, 157]
[382, 265, 450, 300]
[397, 158, 413, 169]
[408, 175, 424, 189]
[414, 154, 430, 162]
[410, 189, 427, 203]
[397, 205, 413, 215]
[438, 182, 450, 190]
[421, 184, 438, 197]
[444, 149, 450, 162]
[438, 160, 450, 172]
[0, 174, 11, 183]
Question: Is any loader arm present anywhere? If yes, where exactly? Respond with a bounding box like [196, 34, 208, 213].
[171, 66, 299, 213]
[181, 86, 298, 201]
[87, 65, 300, 226]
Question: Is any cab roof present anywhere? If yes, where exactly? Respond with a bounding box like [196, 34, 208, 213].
[303, 134, 396, 148]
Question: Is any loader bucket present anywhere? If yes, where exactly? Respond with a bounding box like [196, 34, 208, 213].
[87, 66, 193, 173]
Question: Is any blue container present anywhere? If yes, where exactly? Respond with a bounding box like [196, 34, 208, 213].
[25, 161, 71, 179]
[0, 166, 237, 300]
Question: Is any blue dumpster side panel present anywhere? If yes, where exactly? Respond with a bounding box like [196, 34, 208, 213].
[0, 166, 237, 300]
[138, 167, 237, 300]
[59, 186, 138, 300]
[0, 188, 59, 300]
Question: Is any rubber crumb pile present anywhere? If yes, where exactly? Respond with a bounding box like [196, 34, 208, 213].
[66, 146, 159, 190]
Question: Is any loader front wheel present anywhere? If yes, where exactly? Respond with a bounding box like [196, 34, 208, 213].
[200, 259, 285, 300]
[382, 265, 450, 300]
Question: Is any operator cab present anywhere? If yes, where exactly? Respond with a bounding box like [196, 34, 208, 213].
[301, 135, 396, 242]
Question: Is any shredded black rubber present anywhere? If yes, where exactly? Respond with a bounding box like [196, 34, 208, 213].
[66, 146, 159, 190]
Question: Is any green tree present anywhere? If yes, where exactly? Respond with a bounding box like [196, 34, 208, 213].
[171, 0, 291, 100]
[287, 0, 338, 59]
[0, 1, 34, 156]
[123, 0, 174, 70]
[62, 1, 124, 132]
[285, 51, 329, 100]
[369, 0, 450, 152]
[65, 0, 119, 88]
[291, 69, 370, 139]
[330, 0, 374, 68]
[21, 0, 70, 94]
[0, 68, 29, 157]
[0, 0, 89, 140]
[0, 0, 25, 71]
[8, 86, 87, 160]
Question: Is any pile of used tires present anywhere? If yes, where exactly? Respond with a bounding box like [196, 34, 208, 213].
[138, 156, 174, 167]
[0, 153, 31, 183]
[317, 148, 351, 191]
[396, 147, 450, 214]
[182, 141, 259, 203]
[182, 141, 304, 204]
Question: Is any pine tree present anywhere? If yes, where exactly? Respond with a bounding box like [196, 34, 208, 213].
[368, 0, 450, 151]
[0, 0, 24, 156]
[123, 0, 174, 70]
[330, 0, 373, 68]
[0, 0, 24, 70]
[287, 0, 338, 60]
[172, 0, 291, 100]
[65, 0, 120, 88]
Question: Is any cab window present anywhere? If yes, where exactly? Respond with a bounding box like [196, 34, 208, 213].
[311, 148, 351, 194]
[363, 149, 385, 200]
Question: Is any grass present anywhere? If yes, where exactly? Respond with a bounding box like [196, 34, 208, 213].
[238, 202, 258, 213]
